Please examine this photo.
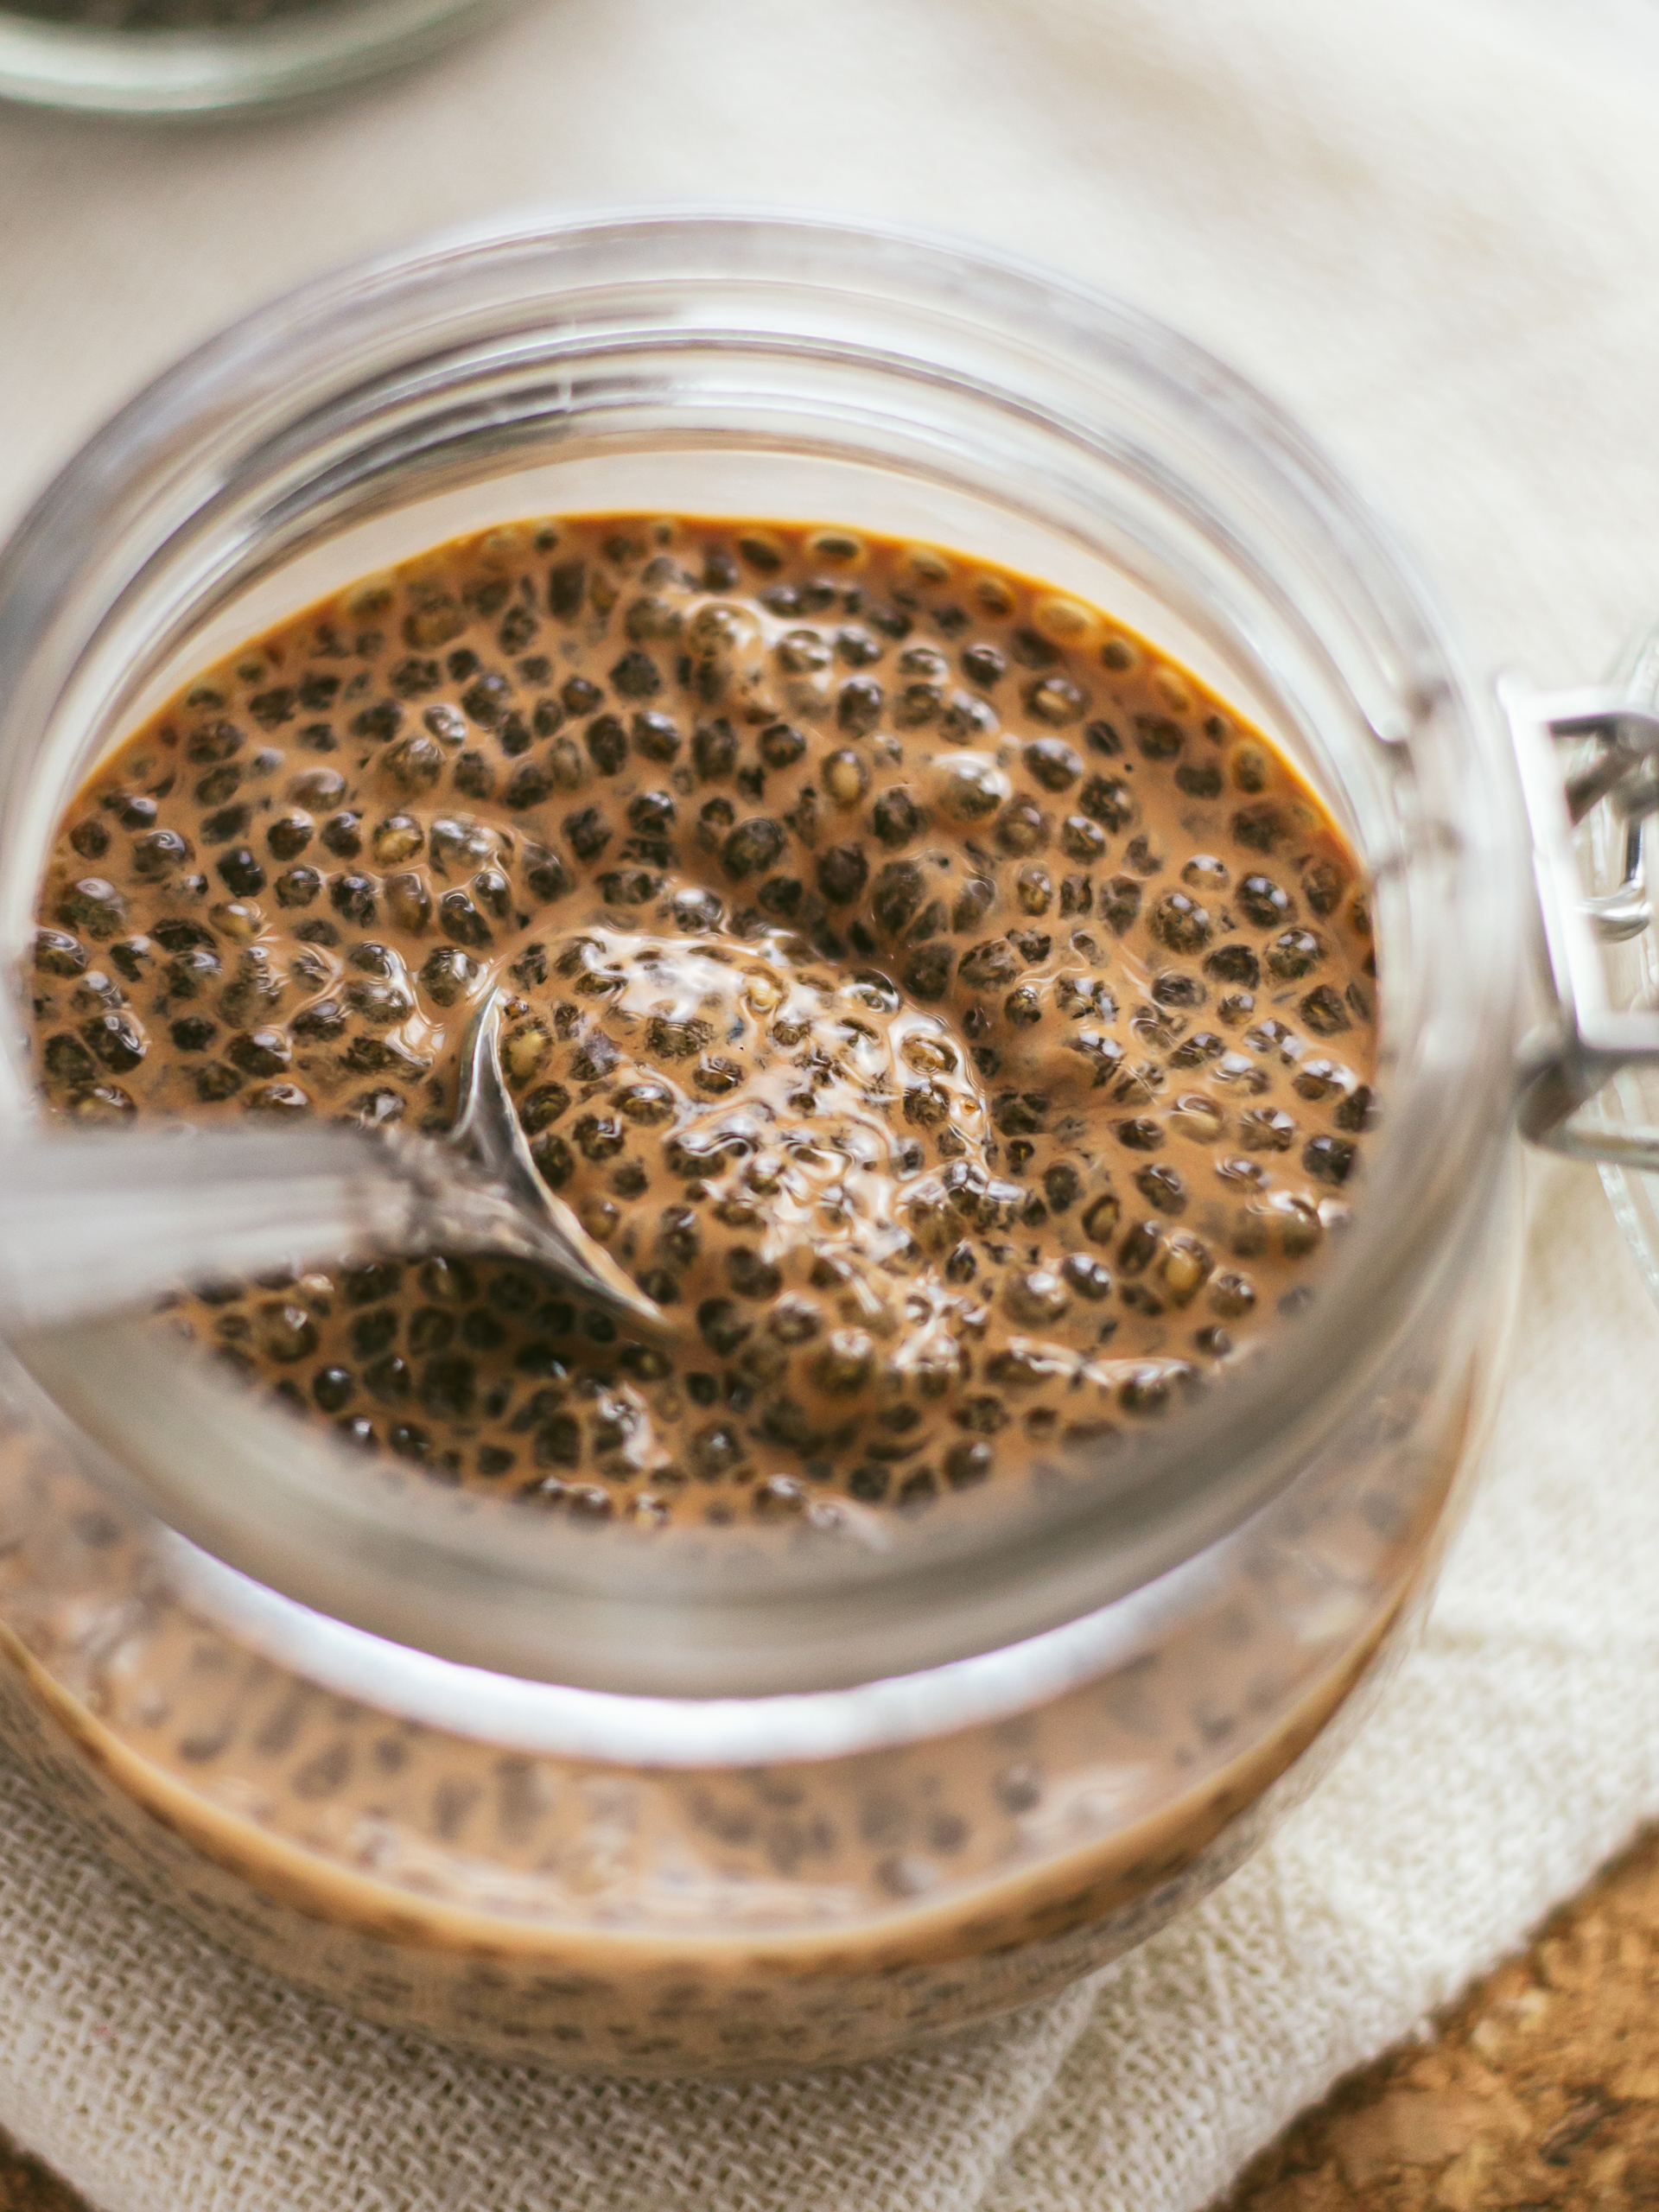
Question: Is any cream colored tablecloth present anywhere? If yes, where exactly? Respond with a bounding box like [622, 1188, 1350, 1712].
[9, 3, 1659, 2205]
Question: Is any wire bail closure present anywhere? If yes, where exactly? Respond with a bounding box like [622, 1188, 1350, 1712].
[1508, 677, 1659, 1166]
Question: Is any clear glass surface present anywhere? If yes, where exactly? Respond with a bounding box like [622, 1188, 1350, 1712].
[0, 213, 1529, 2069]
[0, 0, 510, 115]
[0, 212, 1527, 1700]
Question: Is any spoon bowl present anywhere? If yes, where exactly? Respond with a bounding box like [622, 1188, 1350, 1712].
[0, 986, 668, 1338]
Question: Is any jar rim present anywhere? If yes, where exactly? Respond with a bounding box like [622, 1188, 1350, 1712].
[0, 208, 1526, 1721]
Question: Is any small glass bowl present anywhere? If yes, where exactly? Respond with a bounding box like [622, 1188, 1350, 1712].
[0, 0, 512, 118]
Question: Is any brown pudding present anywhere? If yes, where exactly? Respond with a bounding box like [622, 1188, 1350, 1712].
[29, 516, 1376, 1525]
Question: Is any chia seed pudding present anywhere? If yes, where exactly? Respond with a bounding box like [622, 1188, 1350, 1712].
[0, 514, 1425, 2072]
[31, 516, 1376, 1529]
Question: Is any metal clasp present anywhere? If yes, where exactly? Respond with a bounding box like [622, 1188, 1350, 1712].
[1506, 678, 1659, 1168]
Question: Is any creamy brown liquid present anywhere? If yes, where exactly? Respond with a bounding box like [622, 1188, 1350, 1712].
[30, 517, 1376, 1527]
[6, 517, 1408, 2071]
[0, 1418, 1454, 2071]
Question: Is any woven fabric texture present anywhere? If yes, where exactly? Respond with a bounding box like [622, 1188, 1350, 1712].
[9, 1, 1659, 2205]
[3, 1163, 1658, 2212]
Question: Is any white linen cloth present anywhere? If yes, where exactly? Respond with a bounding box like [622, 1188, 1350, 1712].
[7, 2, 1659, 2204]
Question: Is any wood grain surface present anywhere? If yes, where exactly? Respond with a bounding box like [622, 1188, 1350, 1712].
[1224, 1822, 1659, 2211]
[0, 2129, 82, 2212]
[6, 1825, 1659, 2211]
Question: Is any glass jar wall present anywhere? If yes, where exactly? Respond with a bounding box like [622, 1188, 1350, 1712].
[0, 215, 1527, 2070]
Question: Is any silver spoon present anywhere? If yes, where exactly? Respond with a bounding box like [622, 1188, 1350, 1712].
[0, 988, 666, 1338]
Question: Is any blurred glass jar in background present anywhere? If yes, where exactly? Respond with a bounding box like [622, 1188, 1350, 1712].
[0, 0, 511, 117]
[0, 214, 1534, 2073]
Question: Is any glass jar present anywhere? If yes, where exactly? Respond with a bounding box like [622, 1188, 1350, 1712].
[0, 0, 510, 118]
[0, 213, 1572, 2075]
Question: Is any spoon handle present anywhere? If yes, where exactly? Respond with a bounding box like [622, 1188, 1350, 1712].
[0, 1125, 513, 1334]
